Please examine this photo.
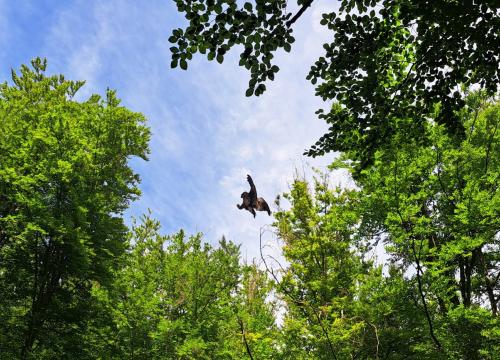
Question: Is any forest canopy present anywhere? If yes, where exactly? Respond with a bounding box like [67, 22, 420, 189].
[1, 0, 499, 357]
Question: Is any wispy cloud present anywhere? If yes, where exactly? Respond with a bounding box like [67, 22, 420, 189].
[168, 1, 346, 261]
[1, 0, 346, 262]
[0, 1, 8, 63]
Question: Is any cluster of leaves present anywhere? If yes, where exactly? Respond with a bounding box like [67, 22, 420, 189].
[169, 0, 499, 171]
[169, 0, 310, 96]
[307, 0, 499, 164]
[353, 91, 499, 318]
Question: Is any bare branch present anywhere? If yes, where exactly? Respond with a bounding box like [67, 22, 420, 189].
[238, 317, 255, 360]
[393, 156, 442, 350]
[286, 0, 314, 28]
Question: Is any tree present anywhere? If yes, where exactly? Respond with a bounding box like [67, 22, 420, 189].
[168, 0, 499, 170]
[0, 58, 150, 359]
[86, 214, 279, 359]
[273, 145, 498, 359]
[337, 92, 500, 358]
[273, 176, 369, 359]
[272, 175, 433, 359]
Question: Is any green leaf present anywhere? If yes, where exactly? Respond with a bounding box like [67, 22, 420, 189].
[180, 59, 188, 70]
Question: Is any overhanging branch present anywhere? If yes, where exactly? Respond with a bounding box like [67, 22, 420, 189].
[286, 0, 314, 28]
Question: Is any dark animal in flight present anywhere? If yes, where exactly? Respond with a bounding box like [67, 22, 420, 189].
[237, 175, 271, 218]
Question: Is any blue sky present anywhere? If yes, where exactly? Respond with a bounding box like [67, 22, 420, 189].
[1, 0, 349, 261]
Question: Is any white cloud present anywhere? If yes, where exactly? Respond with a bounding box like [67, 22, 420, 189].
[3, 0, 347, 263]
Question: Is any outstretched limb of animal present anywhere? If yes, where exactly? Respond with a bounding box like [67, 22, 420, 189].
[246, 174, 257, 205]
[236, 175, 271, 217]
[237, 201, 256, 217]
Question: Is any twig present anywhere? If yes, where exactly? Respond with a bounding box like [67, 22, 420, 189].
[369, 322, 380, 359]
[393, 156, 442, 350]
[410, 239, 442, 350]
[238, 317, 255, 360]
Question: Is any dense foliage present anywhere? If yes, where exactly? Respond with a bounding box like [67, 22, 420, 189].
[85, 215, 279, 359]
[168, 0, 499, 170]
[0, 59, 150, 358]
[350, 91, 500, 358]
[275, 102, 500, 357]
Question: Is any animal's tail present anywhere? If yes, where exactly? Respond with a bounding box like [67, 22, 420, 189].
[263, 202, 271, 216]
